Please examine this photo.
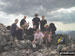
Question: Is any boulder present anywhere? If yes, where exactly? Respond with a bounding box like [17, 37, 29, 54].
[0, 23, 74, 56]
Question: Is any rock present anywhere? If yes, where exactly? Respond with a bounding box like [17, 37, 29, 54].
[71, 43, 75, 50]
[50, 50, 57, 54]
[57, 44, 63, 51]
[6, 26, 11, 30]
[61, 47, 67, 51]
[0, 23, 74, 56]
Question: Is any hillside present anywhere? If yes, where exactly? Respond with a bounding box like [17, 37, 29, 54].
[67, 31, 75, 39]
[0, 23, 75, 56]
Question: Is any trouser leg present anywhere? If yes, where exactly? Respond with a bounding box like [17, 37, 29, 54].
[36, 24, 39, 29]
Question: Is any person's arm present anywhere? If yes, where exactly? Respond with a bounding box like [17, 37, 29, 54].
[13, 24, 19, 30]
[39, 21, 40, 24]
[54, 26, 57, 31]
[28, 22, 29, 24]
[32, 34, 37, 43]
[45, 20, 47, 24]
[32, 21, 34, 24]
[16, 26, 20, 30]
[16, 24, 23, 30]
[23, 19, 26, 24]
[41, 32, 44, 37]
[39, 18, 40, 24]
[32, 18, 34, 24]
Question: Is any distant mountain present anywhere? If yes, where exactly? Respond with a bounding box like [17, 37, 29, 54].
[66, 31, 75, 40]
[56, 30, 68, 34]
[56, 30, 75, 40]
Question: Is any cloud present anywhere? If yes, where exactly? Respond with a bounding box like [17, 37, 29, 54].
[0, 11, 24, 26]
[47, 7, 75, 24]
[0, 0, 75, 24]
[0, 0, 75, 15]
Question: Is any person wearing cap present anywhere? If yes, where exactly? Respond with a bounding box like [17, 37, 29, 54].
[40, 16, 47, 32]
[32, 13, 40, 29]
[44, 24, 49, 31]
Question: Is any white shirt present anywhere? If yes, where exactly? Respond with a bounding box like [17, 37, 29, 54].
[34, 32, 44, 40]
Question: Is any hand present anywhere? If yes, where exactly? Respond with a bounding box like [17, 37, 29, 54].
[50, 32, 52, 35]
[48, 37, 51, 42]
[28, 22, 29, 24]
[32, 22, 34, 24]
[32, 40, 35, 44]
[16, 27, 19, 30]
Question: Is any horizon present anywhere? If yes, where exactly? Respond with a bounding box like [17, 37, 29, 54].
[0, 15, 75, 31]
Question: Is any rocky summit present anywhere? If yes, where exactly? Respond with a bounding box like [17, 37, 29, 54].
[0, 23, 75, 56]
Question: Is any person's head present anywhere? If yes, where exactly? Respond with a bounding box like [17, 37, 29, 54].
[24, 16, 26, 19]
[49, 23, 55, 27]
[36, 29, 40, 33]
[33, 25, 36, 29]
[42, 16, 45, 20]
[7, 26, 11, 30]
[15, 19, 18, 24]
[34, 13, 38, 18]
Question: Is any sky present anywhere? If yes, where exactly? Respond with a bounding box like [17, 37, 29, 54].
[0, 0, 75, 31]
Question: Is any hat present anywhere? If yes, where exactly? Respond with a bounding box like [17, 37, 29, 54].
[44, 24, 48, 27]
[34, 13, 38, 16]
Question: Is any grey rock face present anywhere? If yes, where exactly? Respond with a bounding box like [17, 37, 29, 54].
[0, 23, 74, 56]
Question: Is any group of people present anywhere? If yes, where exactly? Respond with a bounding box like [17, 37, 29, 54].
[10, 13, 57, 48]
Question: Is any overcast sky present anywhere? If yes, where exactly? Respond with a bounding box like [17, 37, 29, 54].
[0, 0, 75, 31]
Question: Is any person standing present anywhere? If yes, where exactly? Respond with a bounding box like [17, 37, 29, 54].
[40, 16, 47, 32]
[48, 23, 57, 34]
[32, 13, 40, 29]
[20, 16, 26, 26]
[20, 16, 29, 29]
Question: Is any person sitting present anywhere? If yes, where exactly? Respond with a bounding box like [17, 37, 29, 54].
[43, 30, 48, 44]
[44, 23, 56, 47]
[24, 24, 29, 35]
[57, 34, 64, 44]
[42, 24, 49, 44]
[44, 24, 49, 31]
[28, 25, 37, 35]
[43, 30, 52, 46]
[26, 25, 37, 42]
[10, 19, 23, 41]
[46, 32, 52, 47]
[32, 29, 44, 48]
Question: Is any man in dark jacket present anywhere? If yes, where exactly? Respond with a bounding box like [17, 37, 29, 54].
[20, 16, 26, 27]
[20, 16, 29, 29]
[10, 19, 23, 41]
[32, 13, 40, 29]
[10, 19, 19, 37]
[27, 25, 37, 42]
